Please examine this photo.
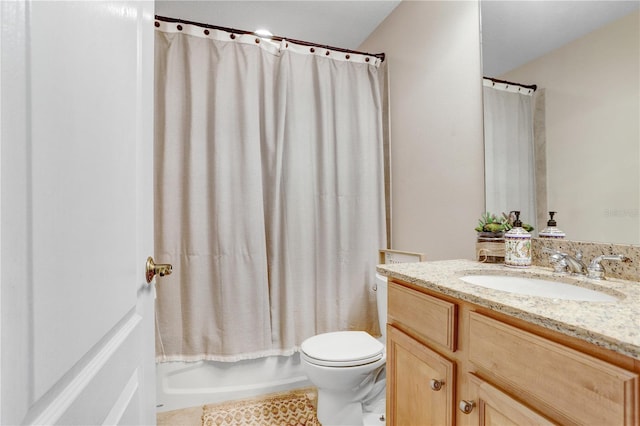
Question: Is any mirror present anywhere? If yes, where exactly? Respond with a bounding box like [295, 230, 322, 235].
[480, 1, 640, 245]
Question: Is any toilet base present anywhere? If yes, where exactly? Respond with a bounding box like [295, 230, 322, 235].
[315, 371, 386, 426]
[316, 391, 387, 426]
[316, 388, 364, 426]
[363, 411, 386, 426]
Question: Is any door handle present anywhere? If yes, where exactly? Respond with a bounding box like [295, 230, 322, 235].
[145, 257, 173, 283]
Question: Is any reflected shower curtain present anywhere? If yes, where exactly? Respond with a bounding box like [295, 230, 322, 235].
[154, 24, 386, 361]
[483, 81, 536, 228]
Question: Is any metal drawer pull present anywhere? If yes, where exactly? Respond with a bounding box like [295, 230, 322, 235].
[429, 379, 444, 391]
[459, 400, 475, 414]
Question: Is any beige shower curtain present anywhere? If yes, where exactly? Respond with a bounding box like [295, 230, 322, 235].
[483, 79, 536, 229]
[154, 22, 387, 361]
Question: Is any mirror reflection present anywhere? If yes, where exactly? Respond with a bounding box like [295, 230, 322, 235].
[480, 1, 640, 245]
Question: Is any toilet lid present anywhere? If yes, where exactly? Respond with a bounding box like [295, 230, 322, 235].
[300, 331, 384, 367]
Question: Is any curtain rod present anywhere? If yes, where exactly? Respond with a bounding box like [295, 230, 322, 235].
[155, 15, 386, 62]
[484, 76, 537, 92]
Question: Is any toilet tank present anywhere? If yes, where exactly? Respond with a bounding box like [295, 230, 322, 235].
[375, 273, 388, 341]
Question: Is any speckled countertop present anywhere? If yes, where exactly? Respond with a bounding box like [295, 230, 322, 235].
[377, 259, 640, 360]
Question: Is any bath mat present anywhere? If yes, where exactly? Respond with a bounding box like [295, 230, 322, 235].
[201, 388, 320, 426]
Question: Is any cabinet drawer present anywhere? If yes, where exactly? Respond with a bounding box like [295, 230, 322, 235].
[388, 282, 457, 351]
[468, 312, 638, 425]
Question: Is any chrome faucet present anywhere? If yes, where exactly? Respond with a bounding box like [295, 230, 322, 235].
[543, 248, 587, 275]
[544, 248, 631, 279]
[587, 254, 630, 280]
[547, 252, 569, 274]
[561, 251, 588, 275]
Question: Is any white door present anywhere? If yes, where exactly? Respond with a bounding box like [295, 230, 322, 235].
[1, 1, 157, 424]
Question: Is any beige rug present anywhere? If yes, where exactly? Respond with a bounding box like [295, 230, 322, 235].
[201, 388, 320, 426]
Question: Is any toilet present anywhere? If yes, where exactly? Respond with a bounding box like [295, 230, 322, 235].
[300, 273, 388, 426]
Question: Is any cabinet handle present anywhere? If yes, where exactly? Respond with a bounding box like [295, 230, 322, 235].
[429, 379, 444, 391]
[458, 400, 475, 414]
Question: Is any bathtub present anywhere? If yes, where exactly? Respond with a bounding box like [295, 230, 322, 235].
[155, 353, 311, 412]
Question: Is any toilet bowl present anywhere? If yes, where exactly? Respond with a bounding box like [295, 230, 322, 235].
[300, 274, 388, 426]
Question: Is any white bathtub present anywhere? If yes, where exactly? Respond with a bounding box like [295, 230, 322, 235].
[155, 353, 311, 412]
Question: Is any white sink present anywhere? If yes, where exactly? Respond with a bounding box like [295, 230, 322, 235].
[459, 275, 619, 302]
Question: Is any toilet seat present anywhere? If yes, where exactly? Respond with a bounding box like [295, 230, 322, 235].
[300, 331, 384, 367]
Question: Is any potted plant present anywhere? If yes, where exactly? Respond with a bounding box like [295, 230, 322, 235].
[475, 212, 508, 240]
[475, 211, 535, 240]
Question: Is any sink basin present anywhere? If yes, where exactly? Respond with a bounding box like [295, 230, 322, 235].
[459, 275, 619, 302]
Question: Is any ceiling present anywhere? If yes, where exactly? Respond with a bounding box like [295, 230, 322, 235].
[155, 0, 639, 76]
[480, 1, 640, 76]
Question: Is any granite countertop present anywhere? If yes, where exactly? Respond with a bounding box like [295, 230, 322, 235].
[376, 259, 640, 360]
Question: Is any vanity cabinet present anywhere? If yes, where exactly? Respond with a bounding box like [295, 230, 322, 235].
[468, 312, 638, 425]
[386, 279, 640, 426]
[387, 325, 455, 425]
[386, 283, 458, 425]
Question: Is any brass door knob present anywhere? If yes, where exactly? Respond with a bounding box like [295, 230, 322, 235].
[146, 257, 173, 283]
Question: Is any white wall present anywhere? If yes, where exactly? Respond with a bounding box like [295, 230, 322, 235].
[502, 11, 640, 245]
[360, 1, 485, 260]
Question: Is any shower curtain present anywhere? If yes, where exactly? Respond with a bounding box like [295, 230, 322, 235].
[154, 21, 387, 361]
[483, 79, 536, 229]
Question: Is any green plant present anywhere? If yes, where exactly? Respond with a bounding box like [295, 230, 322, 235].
[475, 212, 507, 233]
[475, 211, 534, 233]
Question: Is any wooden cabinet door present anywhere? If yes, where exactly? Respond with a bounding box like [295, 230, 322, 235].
[467, 374, 557, 426]
[387, 325, 455, 426]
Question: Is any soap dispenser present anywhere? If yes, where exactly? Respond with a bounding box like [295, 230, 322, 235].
[539, 211, 565, 239]
[504, 211, 532, 268]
